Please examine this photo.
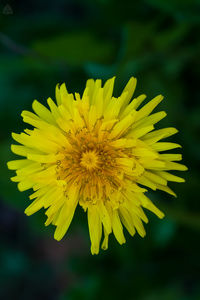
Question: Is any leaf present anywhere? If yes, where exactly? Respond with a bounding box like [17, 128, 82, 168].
[32, 32, 115, 66]
[154, 23, 190, 51]
[122, 21, 157, 59]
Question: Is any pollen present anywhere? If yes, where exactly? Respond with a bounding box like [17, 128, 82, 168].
[80, 150, 99, 170]
[56, 124, 125, 206]
[7, 76, 187, 254]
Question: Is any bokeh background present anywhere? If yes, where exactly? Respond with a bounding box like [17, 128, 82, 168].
[0, 0, 200, 299]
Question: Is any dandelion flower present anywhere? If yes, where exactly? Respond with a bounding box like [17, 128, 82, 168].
[8, 77, 187, 254]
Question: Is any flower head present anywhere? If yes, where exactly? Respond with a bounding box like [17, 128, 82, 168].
[8, 77, 187, 254]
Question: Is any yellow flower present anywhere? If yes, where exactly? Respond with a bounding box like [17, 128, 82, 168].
[7, 77, 187, 254]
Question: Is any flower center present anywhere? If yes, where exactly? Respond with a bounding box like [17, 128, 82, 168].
[80, 150, 99, 170]
[55, 122, 137, 208]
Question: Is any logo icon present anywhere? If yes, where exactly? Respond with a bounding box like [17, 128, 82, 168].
[3, 4, 13, 15]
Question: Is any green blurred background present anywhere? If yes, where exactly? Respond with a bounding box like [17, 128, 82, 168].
[0, 0, 199, 299]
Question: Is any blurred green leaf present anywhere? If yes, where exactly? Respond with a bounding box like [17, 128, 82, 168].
[33, 32, 115, 66]
[154, 24, 190, 51]
[122, 21, 157, 59]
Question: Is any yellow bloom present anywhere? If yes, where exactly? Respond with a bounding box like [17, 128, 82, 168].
[8, 77, 187, 254]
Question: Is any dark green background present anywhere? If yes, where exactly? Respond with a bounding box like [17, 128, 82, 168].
[0, 0, 199, 299]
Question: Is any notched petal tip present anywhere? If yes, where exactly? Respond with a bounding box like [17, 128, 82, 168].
[32, 99, 39, 107]
[140, 231, 146, 238]
[129, 76, 137, 83]
[91, 246, 99, 255]
[158, 211, 165, 219]
[56, 82, 61, 89]
[10, 144, 18, 154]
[7, 161, 13, 170]
[158, 94, 164, 100]
[180, 178, 185, 183]
[11, 132, 17, 138]
[17, 182, 27, 192]
[183, 165, 188, 171]
[120, 239, 126, 245]
[54, 229, 64, 242]
[10, 176, 18, 182]
[24, 208, 32, 216]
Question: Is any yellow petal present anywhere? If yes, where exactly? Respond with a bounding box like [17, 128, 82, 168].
[132, 214, 146, 237]
[25, 197, 44, 216]
[133, 111, 166, 129]
[54, 188, 79, 241]
[18, 180, 34, 191]
[156, 184, 177, 197]
[144, 171, 167, 186]
[119, 207, 136, 236]
[128, 125, 154, 138]
[142, 127, 178, 144]
[101, 228, 109, 250]
[162, 161, 188, 171]
[103, 76, 116, 107]
[135, 95, 163, 122]
[159, 154, 182, 161]
[87, 205, 102, 255]
[139, 158, 166, 170]
[109, 112, 136, 139]
[152, 142, 181, 151]
[120, 77, 137, 111]
[137, 194, 164, 219]
[55, 83, 62, 105]
[32, 100, 55, 124]
[86, 79, 95, 100]
[98, 201, 111, 234]
[112, 209, 126, 244]
[109, 138, 136, 148]
[137, 176, 157, 190]
[120, 94, 146, 118]
[47, 97, 61, 121]
[7, 159, 31, 170]
[11, 144, 41, 157]
[16, 162, 42, 176]
[156, 171, 185, 183]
